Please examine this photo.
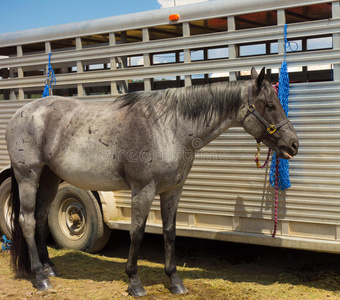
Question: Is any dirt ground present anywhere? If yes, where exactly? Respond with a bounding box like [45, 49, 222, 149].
[1, 231, 340, 299]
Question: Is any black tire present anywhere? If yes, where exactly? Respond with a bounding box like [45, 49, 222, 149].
[0, 177, 13, 239]
[48, 182, 111, 253]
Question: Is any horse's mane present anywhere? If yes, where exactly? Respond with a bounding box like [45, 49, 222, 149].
[117, 81, 243, 122]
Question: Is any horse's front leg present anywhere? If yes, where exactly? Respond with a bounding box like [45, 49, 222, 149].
[126, 181, 156, 297]
[160, 186, 188, 295]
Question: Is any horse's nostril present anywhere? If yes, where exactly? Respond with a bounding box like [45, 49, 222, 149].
[292, 141, 299, 151]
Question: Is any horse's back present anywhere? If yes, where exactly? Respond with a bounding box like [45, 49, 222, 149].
[7, 96, 80, 154]
[6, 96, 141, 191]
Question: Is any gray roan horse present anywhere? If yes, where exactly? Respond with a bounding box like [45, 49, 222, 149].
[7, 67, 298, 296]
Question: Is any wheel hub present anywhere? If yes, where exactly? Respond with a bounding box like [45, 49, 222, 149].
[59, 200, 86, 239]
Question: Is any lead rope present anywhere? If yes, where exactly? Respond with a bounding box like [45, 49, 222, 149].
[272, 156, 279, 238]
[254, 143, 271, 168]
[254, 143, 279, 238]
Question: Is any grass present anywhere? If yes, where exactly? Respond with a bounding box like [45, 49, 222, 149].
[1, 232, 340, 299]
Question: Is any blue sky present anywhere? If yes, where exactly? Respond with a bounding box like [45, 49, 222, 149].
[1, 0, 210, 34]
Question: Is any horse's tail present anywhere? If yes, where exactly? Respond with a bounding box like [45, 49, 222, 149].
[10, 168, 31, 276]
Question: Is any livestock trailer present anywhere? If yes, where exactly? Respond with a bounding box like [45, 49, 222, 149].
[0, 0, 339, 253]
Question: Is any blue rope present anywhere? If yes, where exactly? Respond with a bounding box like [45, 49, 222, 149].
[1, 235, 12, 251]
[42, 52, 56, 97]
[269, 24, 291, 191]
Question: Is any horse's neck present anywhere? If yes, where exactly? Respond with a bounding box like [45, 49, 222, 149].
[195, 114, 237, 147]
[190, 84, 246, 148]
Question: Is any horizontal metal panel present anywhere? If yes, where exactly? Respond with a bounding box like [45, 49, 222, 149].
[0, 0, 333, 47]
[1, 18, 339, 70]
[0, 100, 32, 168]
[1, 48, 340, 90]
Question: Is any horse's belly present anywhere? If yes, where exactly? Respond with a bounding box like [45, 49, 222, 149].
[53, 167, 130, 191]
[48, 153, 130, 191]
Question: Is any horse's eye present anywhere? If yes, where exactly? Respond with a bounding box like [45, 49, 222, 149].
[266, 103, 276, 111]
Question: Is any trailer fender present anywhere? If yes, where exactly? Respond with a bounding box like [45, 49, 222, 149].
[97, 191, 122, 227]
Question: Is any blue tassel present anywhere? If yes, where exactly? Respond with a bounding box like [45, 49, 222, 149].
[42, 52, 56, 97]
[2, 235, 12, 251]
[42, 84, 50, 97]
[269, 24, 291, 191]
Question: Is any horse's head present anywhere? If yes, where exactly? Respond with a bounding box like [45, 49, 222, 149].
[241, 67, 299, 159]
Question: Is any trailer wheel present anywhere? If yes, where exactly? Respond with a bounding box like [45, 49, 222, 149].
[48, 182, 111, 253]
[0, 177, 12, 239]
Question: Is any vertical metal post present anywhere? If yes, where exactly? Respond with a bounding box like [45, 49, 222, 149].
[117, 31, 129, 93]
[9, 68, 16, 100]
[277, 9, 286, 56]
[183, 22, 192, 87]
[75, 37, 85, 96]
[277, 9, 286, 83]
[109, 32, 119, 96]
[228, 16, 238, 81]
[143, 28, 152, 91]
[17, 45, 24, 99]
[45, 42, 52, 75]
[332, 2, 340, 81]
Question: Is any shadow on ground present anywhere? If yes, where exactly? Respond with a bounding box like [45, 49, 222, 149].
[51, 230, 340, 293]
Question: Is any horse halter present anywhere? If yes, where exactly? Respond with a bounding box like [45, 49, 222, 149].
[243, 80, 289, 144]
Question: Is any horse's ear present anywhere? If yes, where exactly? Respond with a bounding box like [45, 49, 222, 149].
[251, 67, 258, 79]
[256, 67, 265, 87]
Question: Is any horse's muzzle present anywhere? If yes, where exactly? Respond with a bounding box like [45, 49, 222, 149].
[277, 139, 299, 160]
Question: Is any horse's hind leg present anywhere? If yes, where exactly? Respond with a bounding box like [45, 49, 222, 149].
[15, 168, 53, 290]
[35, 166, 61, 277]
[160, 186, 188, 294]
[126, 181, 156, 297]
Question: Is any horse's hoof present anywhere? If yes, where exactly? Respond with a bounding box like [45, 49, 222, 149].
[43, 265, 60, 277]
[36, 278, 53, 291]
[169, 282, 188, 294]
[128, 284, 147, 297]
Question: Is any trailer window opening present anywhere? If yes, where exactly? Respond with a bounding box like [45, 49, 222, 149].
[52, 87, 78, 97]
[0, 46, 16, 57]
[0, 89, 11, 100]
[152, 51, 183, 65]
[81, 34, 110, 48]
[149, 24, 182, 41]
[190, 48, 229, 62]
[307, 35, 332, 51]
[22, 42, 45, 56]
[50, 38, 76, 52]
[191, 49, 204, 61]
[189, 18, 228, 35]
[84, 84, 111, 96]
[23, 67, 45, 77]
[235, 10, 277, 30]
[285, 3, 332, 24]
[128, 55, 144, 67]
[20, 88, 38, 99]
[270, 42, 278, 54]
[286, 40, 302, 52]
[53, 64, 77, 74]
[153, 76, 183, 90]
[82, 60, 110, 72]
[208, 47, 228, 60]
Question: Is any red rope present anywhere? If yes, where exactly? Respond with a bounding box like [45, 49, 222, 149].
[272, 155, 279, 238]
[254, 144, 279, 237]
[254, 147, 272, 169]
